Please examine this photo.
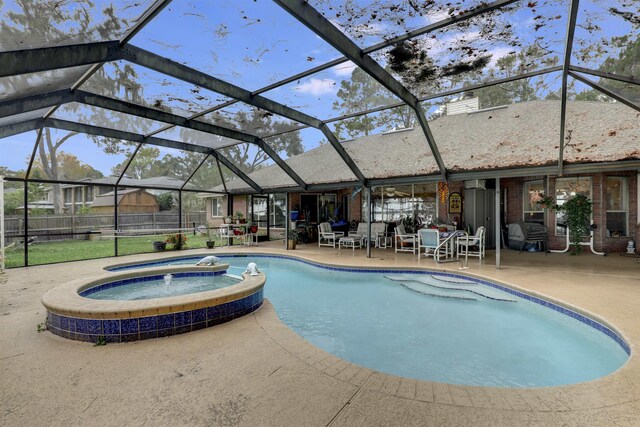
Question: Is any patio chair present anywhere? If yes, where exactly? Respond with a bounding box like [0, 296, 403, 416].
[359, 222, 388, 248]
[418, 229, 449, 261]
[318, 222, 344, 248]
[244, 225, 259, 246]
[348, 222, 368, 245]
[518, 220, 548, 253]
[219, 225, 235, 246]
[394, 223, 417, 254]
[456, 226, 485, 260]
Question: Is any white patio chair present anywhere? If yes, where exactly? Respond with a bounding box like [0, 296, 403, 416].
[456, 226, 486, 260]
[418, 229, 448, 261]
[318, 222, 344, 248]
[394, 223, 416, 254]
[348, 222, 368, 245]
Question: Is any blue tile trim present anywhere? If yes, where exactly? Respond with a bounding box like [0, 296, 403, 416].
[104, 254, 631, 355]
[47, 288, 263, 343]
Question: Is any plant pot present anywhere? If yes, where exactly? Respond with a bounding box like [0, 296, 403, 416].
[206, 240, 215, 249]
[287, 239, 297, 250]
[152, 241, 167, 251]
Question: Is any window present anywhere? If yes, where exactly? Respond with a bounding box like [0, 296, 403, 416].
[555, 177, 591, 235]
[211, 197, 223, 217]
[366, 184, 436, 224]
[269, 193, 286, 228]
[606, 177, 628, 237]
[523, 181, 544, 224]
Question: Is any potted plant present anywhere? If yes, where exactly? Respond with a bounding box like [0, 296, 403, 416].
[235, 211, 245, 224]
[165, 233, 187, 250]
[287, 229, 298, 250]
[205, 222, 215, 249]
[539, 194, 593, 255]
[224, 215, 232, 224]
[152, 241, 167, 251]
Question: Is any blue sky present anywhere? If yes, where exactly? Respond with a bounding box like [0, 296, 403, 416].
[1, 0, 636, 177]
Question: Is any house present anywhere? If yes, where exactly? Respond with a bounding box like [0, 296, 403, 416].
[90, 188, 159, 214]
[41, 176, 185, 214]
[202, 100, 639, 253]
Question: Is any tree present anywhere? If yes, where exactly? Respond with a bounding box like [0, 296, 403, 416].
[332, 68, 395, 139]
[31, 151, 104, 181]
[113, 147, 160, 179]
[157, 193, 174, 211]
[599, 35, 640, 103]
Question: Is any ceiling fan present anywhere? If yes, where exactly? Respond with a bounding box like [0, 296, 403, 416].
[383, 187, 411, 198]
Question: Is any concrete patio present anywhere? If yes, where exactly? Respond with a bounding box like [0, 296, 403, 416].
[1, 243, 639, 426]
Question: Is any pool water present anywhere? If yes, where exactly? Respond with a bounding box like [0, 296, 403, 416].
[83, 274, 240, 300]
[109, 255, 629, 387]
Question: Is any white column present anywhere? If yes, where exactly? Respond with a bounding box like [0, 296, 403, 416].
[495, 177, 501, 269]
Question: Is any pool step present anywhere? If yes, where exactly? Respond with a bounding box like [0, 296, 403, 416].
[397, 281, 478, 301]
[385, 274, 516, 303]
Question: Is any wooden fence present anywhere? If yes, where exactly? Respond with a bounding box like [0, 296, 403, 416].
[4, 212, 206, 242]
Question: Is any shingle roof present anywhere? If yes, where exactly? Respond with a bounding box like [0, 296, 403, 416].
[219, 100, 639, 191]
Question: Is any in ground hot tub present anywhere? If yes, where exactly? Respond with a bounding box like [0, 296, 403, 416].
[42, 264, 265, 343]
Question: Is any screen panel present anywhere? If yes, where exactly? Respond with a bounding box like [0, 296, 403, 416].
[26, 183, 116, 266]
[27, 128, 137, 182]
[0, 0, 155, 51]
[262, 63, 401, 120]
[0, 66, 91, 101]
[1, 131, 37, 178]
[572, 0, 640, 72]
[81, 60, 230, 118]
[128, 0, 341, 91]
[308, 0, 491, 48]
[564, 76, 640, 165]
[371, 0, 566, 97]
[263, 127, 358, 185]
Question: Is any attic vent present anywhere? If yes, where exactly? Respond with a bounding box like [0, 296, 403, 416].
[446, 97, 479, 116]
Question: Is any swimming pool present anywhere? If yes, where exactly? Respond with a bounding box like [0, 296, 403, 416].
[108, 254, 630, 387]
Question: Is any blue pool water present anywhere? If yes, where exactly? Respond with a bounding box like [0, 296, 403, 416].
[109, 255, 629, 387]
[82, 273, 240, 300]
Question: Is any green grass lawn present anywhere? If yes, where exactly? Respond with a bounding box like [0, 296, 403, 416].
[3, 234, 221, 268]
[4, 231, 273, 268]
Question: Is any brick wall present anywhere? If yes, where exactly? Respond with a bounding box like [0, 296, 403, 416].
[232, 195, 248, 219]
[508, 172, 637, 253]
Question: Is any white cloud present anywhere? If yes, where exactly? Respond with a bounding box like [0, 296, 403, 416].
[332, 61, 357, 77]
[486, 47, 516, 67]
[292, 78, 338, 96]
[424, 11, 451, 25]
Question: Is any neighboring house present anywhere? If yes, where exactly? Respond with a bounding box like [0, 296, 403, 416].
[14, 200, 56, 214]
[90, 188, 159, 214]
[42, 176, 184, 213]
[203, 100, 639, 253]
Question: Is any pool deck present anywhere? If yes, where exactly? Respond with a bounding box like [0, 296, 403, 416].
[1, 242, 639, 426]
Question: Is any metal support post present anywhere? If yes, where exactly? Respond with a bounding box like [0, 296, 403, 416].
[495, 177, 501, 269]
[114, 187, 118, 257]
[285, 193, 290, 250]
[366, 187, 371, 258]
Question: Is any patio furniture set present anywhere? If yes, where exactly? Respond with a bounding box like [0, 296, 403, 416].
[317, 222, 486, 261]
